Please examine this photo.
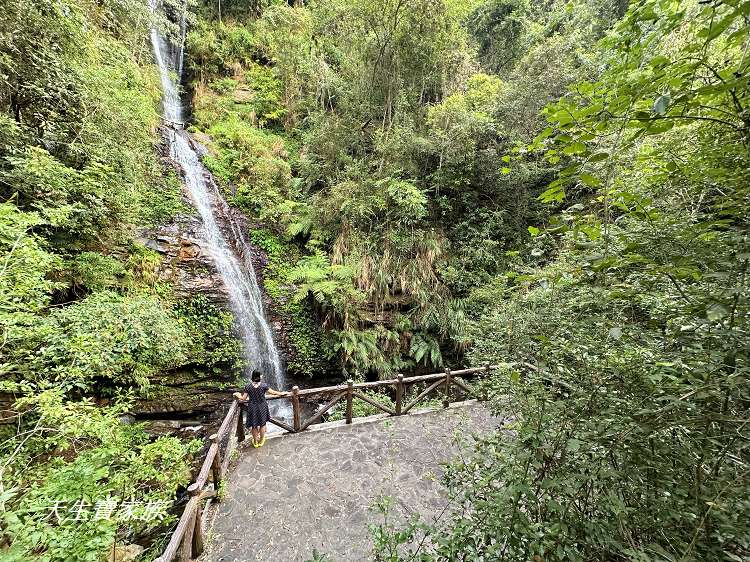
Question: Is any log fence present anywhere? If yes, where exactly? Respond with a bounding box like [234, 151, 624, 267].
[154, 364, 495, 562]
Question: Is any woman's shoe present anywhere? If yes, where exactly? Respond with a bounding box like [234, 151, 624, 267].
[259, 437, 266, 447]
[252, 440, 260, 448]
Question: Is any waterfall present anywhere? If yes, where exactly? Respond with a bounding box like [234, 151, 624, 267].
[148, 3, 289, 414]
[177, 5, 186, 79]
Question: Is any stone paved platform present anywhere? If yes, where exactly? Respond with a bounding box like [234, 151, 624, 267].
[202, 402, 495, 562]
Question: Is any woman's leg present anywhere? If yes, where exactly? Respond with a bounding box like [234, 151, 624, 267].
[259, 424, 266, 444]
[251, 426, 259, 445]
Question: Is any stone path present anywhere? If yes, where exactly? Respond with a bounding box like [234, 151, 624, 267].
[202, 402, 495, 562]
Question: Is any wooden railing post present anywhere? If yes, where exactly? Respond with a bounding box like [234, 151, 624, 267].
[443, 368, 451, 408]
[180, 500, 196, 562]
[235, 403, 245, 442]
[346, 379, 354, 424]
[292, 386, 301, 432]
[188, 483, 204, 557]
[395, 374, 404, 415]
[209, 434, 222, 487]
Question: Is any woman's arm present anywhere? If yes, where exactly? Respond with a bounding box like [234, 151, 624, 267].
[232, 391, 248, 400]
[266, 388, 288, 397]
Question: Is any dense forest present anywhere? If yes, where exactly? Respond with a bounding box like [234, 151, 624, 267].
[1, 0, 748, 560]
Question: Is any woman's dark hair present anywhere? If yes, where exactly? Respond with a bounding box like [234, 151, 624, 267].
[251, 371, 262, 382]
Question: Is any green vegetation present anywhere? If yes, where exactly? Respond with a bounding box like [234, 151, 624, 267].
[0, 1, 241, 559]
[0, 389, 201, 562]
[249, 228, 328, 377]
[176, 295, 245, 375]
[372, 1, 750, 561]
[187, 0, 748, 559]
[2, 0, 749, 559]
[184, 0, 636, 379]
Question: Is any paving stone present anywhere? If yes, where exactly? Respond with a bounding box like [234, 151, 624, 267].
[202, 403, 495, 562]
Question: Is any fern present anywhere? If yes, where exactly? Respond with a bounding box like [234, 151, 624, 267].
[288, 252, 362, 327]
[409, 333, 443, 368]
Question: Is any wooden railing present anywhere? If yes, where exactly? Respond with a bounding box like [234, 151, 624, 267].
[153, 399, 245, 562]
[154, 365, 494, 562]
[266, 364, 494, 432]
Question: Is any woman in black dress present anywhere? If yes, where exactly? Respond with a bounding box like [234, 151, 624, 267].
[233, 371, 286, 447]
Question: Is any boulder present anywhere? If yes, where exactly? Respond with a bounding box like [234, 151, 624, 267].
[107, 544, 144, 562]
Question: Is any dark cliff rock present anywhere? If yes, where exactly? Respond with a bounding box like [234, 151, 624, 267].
[137, 214, 231, 303]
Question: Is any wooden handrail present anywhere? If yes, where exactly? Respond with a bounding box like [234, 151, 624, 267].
[403, 378, 446, 414]
[154, 397, 245, 562]
[154, 364, 496, 562]
[215, 400, 238, 442]
[299, 391, 346, 431]
[193, 441, 218, 490]
[352, 390, 395, 415]
[272, 366, 492, 398]
[154, 496, 198, 562]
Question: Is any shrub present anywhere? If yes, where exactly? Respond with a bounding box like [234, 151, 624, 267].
[7, 292, 188, 393]
[0, 389, 197, 562]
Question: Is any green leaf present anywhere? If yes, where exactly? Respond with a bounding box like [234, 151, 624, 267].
[649, 55, 670, 68]
[608, 327, 622, 340]
[527, 226, 540, 236]
[706, 303, 728, 322]
[580, 173, 601, 187]
[562, 142, 586, 156]
[588, 152, 610, 163]
[538, 182, 565, 203]
[645, 119, 674, 134]
[537, 127, 554, 140]
[653, 94, 671, 116]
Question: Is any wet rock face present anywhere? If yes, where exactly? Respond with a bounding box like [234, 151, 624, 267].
[134, 214, 239, 424]
[133, 389, 228, 420]
[144, 131, 321, 384]
[147, 129, 232, 304]
[137, 215, 231, 304]
[137, 212, 296, 370]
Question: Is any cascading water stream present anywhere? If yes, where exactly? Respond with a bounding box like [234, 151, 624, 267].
[148, 3, 290, 420]
[176, 6, 186, 78]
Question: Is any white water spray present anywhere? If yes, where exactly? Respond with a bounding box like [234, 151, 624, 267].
[148, 3, 288, 413]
